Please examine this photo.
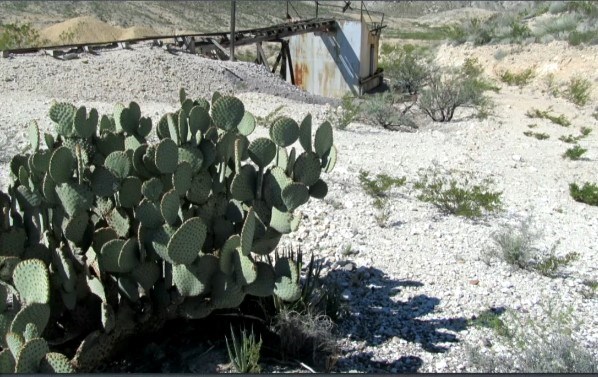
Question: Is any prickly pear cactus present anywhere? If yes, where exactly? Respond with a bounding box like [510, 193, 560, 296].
[0, 88, 337, 372]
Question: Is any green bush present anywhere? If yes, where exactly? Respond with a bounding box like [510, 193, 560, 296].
[564, 77, 592, 107]
[0, 22, 48, 49]
[418, 59, 495, 122]
[570, 182, 598, 206]
[525, 108, 571, 127]
[499, 68, 535, 87]
[523, 131, 550, 140]
[359, 170, 406, 226]
[414, 169, 502, 218]
[562, 145, 587, 160]
[360, 92, 417, 130]
[468, 305, 597, 373]
[486, 217, 579, 277]
[383, 47, 430, 95]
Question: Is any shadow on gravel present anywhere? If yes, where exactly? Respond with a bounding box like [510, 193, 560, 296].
[326, 263, 468, 372]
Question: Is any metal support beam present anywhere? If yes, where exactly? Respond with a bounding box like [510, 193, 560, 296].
[256, 42, 269, 70]
[230, 0, 236, 61]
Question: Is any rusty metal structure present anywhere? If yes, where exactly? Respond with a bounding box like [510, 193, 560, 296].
[1, 1, 385, 98]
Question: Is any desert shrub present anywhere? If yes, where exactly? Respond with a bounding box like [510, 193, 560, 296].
[499, 68, 535, 87]
[359, 169, 406, 226]
[383, 47, 430, 95]
[568, 30, 598, 46]
[468, 305, 598, 373]
[523, 131, 550, 140]
[331, 93, 361, 130]
[469, 308, 511, 338]
[418, 58, 496, 122]
[418, 71, 480, 122]
[562, 145, 587, 160]
[485, 217, 579, 277]
[0, 22, 48, 49]
[525, 107, 571, 127]
[559, 127, 592, 143]
[569, 182, 598, 206]
[361, 91, 417, 130]
[563, 77, 592, 107]
[414, 168, 502, 218]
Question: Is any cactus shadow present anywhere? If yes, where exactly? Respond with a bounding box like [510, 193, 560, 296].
[323, 263, 468, 372]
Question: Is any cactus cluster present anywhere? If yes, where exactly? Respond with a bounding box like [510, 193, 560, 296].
[0, 88, 336, 371]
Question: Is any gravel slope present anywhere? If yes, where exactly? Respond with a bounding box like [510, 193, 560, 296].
[0, 42, 596, 373]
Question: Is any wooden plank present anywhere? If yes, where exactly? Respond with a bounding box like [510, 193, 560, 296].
[209, 38, 230, 59]
[256, 42, 269, 70]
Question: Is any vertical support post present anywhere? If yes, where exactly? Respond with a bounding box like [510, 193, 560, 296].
[360, 1, 363, 23]
[315, 1, 318, 18]
[230, 0, 236, 61]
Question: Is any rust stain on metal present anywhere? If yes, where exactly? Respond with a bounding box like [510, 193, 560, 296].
[294, 62, 309, 88]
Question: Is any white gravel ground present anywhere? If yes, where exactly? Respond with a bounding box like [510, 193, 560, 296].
[0, 42, 596, 373]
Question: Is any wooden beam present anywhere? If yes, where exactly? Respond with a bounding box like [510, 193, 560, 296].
[209, 38, 230, 60]
[256, 42, 269, 70]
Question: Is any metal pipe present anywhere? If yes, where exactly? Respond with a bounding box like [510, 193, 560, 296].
[230, 0, 236, 61]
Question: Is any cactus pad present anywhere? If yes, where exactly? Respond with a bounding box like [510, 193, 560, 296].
[240, 208, 255, 256]
[233, 249, 257, 286]
[178, 146, 203, 173]
[13, 259, 50, 305]
[189, 106, 211, 135]
[282, 182, 310, 211]
[39, 352, 74, 373]
[15, 337, 49, 373]
[90, 166, 119, 197]
[160, 189, 180, 226]
[309, 179, 328, 199]
[141, 178, 164, 203]
[63, 211, 89, 245]
[23, 323, 39, 342]
[118, 176, 143, 208]
[186, 171, 212, 205]
[177, 109, 189, 144]
[0, 349, 15, 373]
[269, 207, 300, 234]
[136, 199, 163, 229]
[248, 138, 276, 167]
[299, 114, 312, 152]
[173, 162, 193, 197]
[172, 254, 217, 296]
[314, 121, 333, 158]
[49, 147, 74, 184]
[49, 102, 76, 136]
[270, 117, 299, 147]
[167, 217, 206, 265]
[244, 262, 276, 297]
[10, 303, 50, 338]
[27, 121, 40, 152]
[131, 262, 160, 292]
[293, 152, 321, 186]
[212, 96, 245, 132]
[237, 111, 256, 136]
[322, 145, 337, 173]
[231, 165, 256, 202]
[178, 297, 213, 319]
[104, 151, 131, 180]
[117, 237, 140, 273]
[106, 208, 130, 238]
[117, 276, 140, 302]
[6, 332, 24, 359]
[219, 235, 240, 275]
[210, 272, 245, 309]
[99, 239, 125, 273]
[156, 138, 179, 174]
